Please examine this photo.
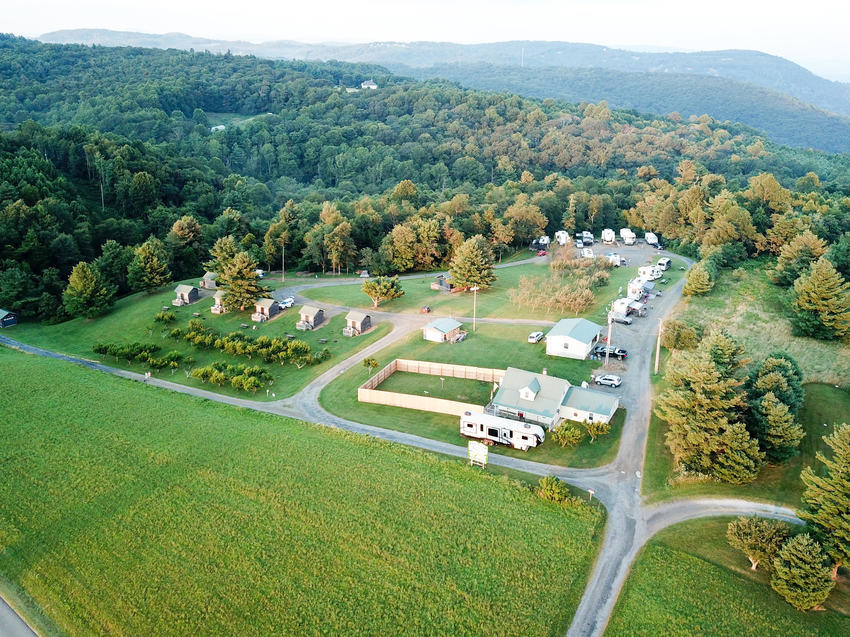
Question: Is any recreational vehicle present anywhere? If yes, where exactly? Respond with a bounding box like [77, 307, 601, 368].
[459, 412, 545, 451]
[620, 228, 636, 245]
[581, 231, 594, 245]
[554, 230, 570, 246]
[601, 228, 616, 244]
[645, 232, 659, 247]
[638, 265, 663, 280]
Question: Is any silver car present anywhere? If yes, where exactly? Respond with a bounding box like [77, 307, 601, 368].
[595, 374, 622, 388]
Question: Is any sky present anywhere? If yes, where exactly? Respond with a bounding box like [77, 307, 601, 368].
[7, 0, 850, 81]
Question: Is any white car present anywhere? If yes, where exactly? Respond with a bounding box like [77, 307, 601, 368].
[527, 331, 544, 343]
[595, 374, 622, 388]
[280, 296, 295, 309]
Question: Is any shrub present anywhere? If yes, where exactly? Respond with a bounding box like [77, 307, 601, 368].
[537, 476, 569, 503]
[154, 311, 176, 323]
[551, 424, 585, 447]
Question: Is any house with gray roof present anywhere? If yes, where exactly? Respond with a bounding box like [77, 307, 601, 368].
[545, 318, 603, 359]
[343, 310, 371, 336]
[173, 284, 200, 306]
[422, 318, 463, 343]
[199, 271, 218, 290]
[0, 309, 17, 328]
[297, 305, 324, 330]
[561, 386, 619, 424]
[251, 298, 280, 322]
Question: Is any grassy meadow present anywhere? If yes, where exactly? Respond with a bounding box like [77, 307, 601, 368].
[607, 518, 850, 636]
[376, 370, 493, 404]
[320, 325, 625, 467]
[5, 283, 390, 400]
[0, 345, 605, 636]
[672, 259, 850, 384]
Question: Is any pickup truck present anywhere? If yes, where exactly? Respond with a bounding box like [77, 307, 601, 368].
[593, 344, 628, 360]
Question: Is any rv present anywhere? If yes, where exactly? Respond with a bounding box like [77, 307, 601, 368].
[620, 228, 636, 245]
[613, 297, 646, 317]
[581, 231, 594, 245]
[538, 235, 551, 247]
[460, 412, 546, 451]
[645, 232, 659, 247]
[601, 228, 616, 244]
[554, 230, 570, 246]
[638, 265, 663, 280]
[627, 278, 648, 300]
[605, 253, 626, 267]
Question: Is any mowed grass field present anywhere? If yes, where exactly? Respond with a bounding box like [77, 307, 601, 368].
[607, 518, 850, 636]
[376, 371, 494, 404]
[0, 346, 605, 636]
[643, 348, 850, 506]
[672, 259, 850, 384]
[5, 283, 390, 400]
[320, 325, 625, 467]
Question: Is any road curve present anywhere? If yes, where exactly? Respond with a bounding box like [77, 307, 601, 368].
[0, 595, 36, 637]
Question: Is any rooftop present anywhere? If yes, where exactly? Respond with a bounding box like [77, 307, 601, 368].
[256, 298, 277, 309]
[562, 386, 619, 417]
[301, 305, 323, 317]
[346, 310, 370, 323]
[546, 318, 603, 344]
[493, 367, 571, 419]
[424, 318, 462, 334]
[175, 284, 197, 294]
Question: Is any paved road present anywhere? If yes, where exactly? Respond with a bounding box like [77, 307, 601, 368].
[0, 246, 801, 636]
[0, 595, 36, 637]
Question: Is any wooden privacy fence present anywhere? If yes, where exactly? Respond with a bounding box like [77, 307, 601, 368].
[358, 359, 507, 417]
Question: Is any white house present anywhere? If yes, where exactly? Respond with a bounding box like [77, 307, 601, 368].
[561, 385, 619, 425]
[422, 318, 462, 343]
[545, 318, 603, 359]
[361, 79, 378, 89]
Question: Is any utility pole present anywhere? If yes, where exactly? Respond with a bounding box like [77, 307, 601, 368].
[279, 238, 286, 283]
[654, 319, 664, 375]
[604, 314, 613, 367]
[471, 286, 480, 331]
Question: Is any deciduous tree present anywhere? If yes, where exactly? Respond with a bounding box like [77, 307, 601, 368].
[727, 516, 789, 571]
[361, 276, 404, 308]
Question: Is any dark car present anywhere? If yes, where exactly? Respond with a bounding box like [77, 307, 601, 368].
[593, 344, 628, 360]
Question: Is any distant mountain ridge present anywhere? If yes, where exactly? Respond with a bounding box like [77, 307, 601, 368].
[40, 29, 850, 120]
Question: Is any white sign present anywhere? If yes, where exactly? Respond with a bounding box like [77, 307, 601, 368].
[468, 440, 489, 467]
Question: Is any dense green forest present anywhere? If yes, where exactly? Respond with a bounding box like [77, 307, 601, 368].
[2, 35, 850, 341]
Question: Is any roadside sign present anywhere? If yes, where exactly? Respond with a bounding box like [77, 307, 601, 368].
[468, 440, 488, 467]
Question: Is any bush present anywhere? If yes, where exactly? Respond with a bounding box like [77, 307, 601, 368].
[537, 476, 569, 503]
[154, 311, 176, 323]
[551, 424, 585, 447]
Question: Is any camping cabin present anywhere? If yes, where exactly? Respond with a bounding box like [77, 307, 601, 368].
[251, 298, 280, 322]
[297, 305, 324, 330]
[173, 284, 200, 306]
[343, 310, 371, 336]
[460, 412, 545, 451]
[422, 318, 463, 343]
[545, 318, 603, 359]
[211, 290, 227, 314]
[430, 274, 465, 294]
[199, 272, 218, 290]
[0, 309, 17, 328]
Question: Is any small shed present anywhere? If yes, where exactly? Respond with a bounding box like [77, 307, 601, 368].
[0, 309, 17, 328]
[545, 318, 603, 360]
[430, 274, 466, 294]
[200, 272, 218, 290]
[422, 318, 463, 343]
[297, 305, 325, 330]
[211, 290, 227, 314]
[173, 284, 200, 306]
[252, 298, 280, 323]
[343, 310, 371, 336]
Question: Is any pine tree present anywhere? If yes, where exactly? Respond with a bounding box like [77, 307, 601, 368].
[747, 353, 805, 414]
[799, 424, 850, 579]
[62, 261, 115, 318]
[218, 252, 269, 311]
[773, 230, 828, 286]
[701, 329, 747, 376]
[682, 261, 714, 295]
[361, 276, 404, 308]
[127, 237, 171, 292]
[771, 534, 835, 610]
[791, 257, 850, 340]
[448, 234, 496, 290]
[712, 421, 765, 484]
[203, 235, 238, 275]
[752, 392, 804, 462]
[727, 516, 790, 571]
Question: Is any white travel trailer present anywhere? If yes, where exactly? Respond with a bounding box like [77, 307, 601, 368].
[638, 265, 663, 280]
[601, 228, 616, 244]
[459, 412, 546, 451]
[620, 228, 636, 245]
[554, 230, 570, 246]
[627, 277, 649, 300]
[581, 231, 594, 245]
[538, 235, 551, 247]
[645, 232, 659, 247]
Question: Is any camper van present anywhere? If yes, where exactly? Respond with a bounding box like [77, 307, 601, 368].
[638, 265, 663, 280]
[644, 232, 659, 247]
[581, 231, 594, 245]
[459, 412, 546, 451]
[601, 228, 616, 244]
[620, 228, 636, 245]
[554, 230, 570, 246]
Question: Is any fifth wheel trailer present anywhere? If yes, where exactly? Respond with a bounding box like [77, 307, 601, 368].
[460, 412, 545, 451]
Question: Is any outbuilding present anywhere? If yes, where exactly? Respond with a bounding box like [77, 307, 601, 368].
[252, 298, 280, 322]
[297, 305, 325, 330]
[199, 272, 218, 290]
[561, 385, 619, 425]
[343, 310, 372, 336]
[422, 318, 463, 343]
[211, 290, 227, 314]
[0, 309, 17, 328]
[173, 284, 200, 306]
[545, 318, 603, 359]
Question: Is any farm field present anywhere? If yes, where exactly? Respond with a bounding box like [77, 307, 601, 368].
[673, 259, 850, 384]
[0, 345, 605, 636]
[320, 325, 625, 467]
[643, 349, 849, 506]
[607, 518, 850, 635]
[5, 283, 390, 400]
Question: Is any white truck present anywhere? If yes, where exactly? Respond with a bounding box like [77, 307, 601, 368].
[645, 232, 659, 247]
[620, 228, 636, 245]
[581, 231, 594, 245]
[638, 265, 663, 280]
[459, 412, 546, 451]
[601, 228, 616, 244]
[554, 230, 570, 246]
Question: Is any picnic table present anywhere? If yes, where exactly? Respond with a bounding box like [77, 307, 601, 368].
[240, 323, 249, 328]
[192, 312, 201, 317]
[318, 338, 328, 344]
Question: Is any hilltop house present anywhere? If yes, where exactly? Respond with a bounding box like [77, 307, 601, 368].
[251, 298, 280, 323]
[297, 305, 325, 330]
[173, 284, 200, 306]
[422, 318, 462, 343]
[0, 309, 17, 328]
[343, 310, 371, 336]
[545, 318, 603, 359]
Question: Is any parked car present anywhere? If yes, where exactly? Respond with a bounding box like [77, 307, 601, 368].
[593, 344, 628, 360]
[657, 257, 671, 270]
[450, 331, 468, 343]
[536, 250, 547, 256]
[595, 374, 622, 387]
[608, 312, 633, 325]
[280, 296, 295, 309]
[575, 239, 583, 248]
[527, 331, 544, 343]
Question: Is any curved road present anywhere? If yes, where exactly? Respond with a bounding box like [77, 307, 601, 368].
[0, 246, 800, 636]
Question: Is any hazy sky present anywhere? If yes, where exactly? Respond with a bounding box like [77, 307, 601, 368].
[8, 0, 850, 81]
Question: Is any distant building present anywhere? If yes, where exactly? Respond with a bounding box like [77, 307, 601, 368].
[0, 309, 17, 328]
[199, 272, 218, 290]
[361, 79, 378, 90]
[422, 318, 462, 343]
[345, 87, 360, 93]
[210, 125, 226, 132]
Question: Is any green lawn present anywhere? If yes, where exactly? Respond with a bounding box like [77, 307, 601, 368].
[320, 325, 625, 467]
[673, 260, 850, 384]
[303, 259, 648, 322]
[377, 371, 493, 404]
[6, 284, 390, 400]
[0, 346, 605, 636]
[643, 351, 850, 506]
[607, 518, 850, 636]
